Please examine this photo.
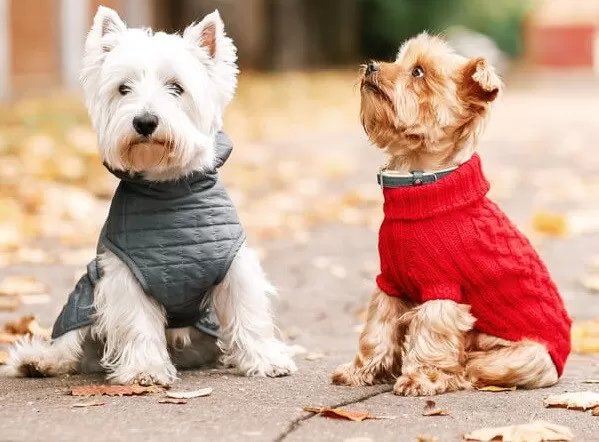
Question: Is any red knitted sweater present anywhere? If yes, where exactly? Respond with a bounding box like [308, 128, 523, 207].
[376, 154, 572, 376]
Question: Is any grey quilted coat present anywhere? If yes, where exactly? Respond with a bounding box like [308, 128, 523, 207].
[51, 131, 245, 339]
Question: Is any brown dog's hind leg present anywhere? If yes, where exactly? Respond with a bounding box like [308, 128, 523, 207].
[332, 288, 413, 386]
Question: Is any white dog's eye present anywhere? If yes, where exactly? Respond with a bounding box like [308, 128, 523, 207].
[411, 66, 425, 78]
[118, 84, 131, 96]
[167, 82, 184, 97]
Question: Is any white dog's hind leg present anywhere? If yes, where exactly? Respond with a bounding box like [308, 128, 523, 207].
[213, 242, 297, 377]
[94, 250, 176, 386]
[0, 328, 87, 377]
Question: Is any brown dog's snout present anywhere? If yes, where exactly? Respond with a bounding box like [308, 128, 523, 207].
[365, 62, 379, 76]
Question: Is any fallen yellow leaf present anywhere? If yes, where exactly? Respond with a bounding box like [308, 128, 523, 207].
[544, 391, 599, 411]
[531, 211, 567, 237]
[464, 420, 573, 442]
[476, 385, 517, 392]
[165, 387, 212, 399]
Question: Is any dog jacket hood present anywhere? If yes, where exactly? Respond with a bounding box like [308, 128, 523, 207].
[376, 154, 572, 376]
[52, 131, 245, 339]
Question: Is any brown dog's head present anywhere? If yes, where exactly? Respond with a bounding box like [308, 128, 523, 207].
[360, 33, 502, 168]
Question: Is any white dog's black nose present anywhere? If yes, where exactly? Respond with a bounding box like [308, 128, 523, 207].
[133, 114, 159, 137]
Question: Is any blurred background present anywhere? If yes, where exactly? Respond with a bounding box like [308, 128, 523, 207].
[1, 0, 599, 359]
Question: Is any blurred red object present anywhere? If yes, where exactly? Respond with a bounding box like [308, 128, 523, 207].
[526, 0, 599, 68]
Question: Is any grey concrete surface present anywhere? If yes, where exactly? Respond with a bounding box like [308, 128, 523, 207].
[2, 70, 599, 441]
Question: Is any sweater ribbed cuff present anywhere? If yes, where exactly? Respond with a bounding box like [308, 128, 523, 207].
[420, 284, 463, 303]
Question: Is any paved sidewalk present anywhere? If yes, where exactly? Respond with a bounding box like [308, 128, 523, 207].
[2, 70, 599, 441]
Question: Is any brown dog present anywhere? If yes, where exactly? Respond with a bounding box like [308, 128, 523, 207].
[332, 33, 571, 396]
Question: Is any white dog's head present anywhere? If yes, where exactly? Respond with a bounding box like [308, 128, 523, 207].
[81, 6, 238, 181]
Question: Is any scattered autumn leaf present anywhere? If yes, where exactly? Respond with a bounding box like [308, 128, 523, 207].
[159, 398, 188, 405]
[165, 387, 212, 399]
[422, 400, 450, 416]
[416, 436, 438, 442]
[580, 275, 599, 293]
[0, 350, 8, 364]
[4, 315, 51, 340]
[475, 385, 517, 392]
[583, 380, 599, 384]
[71, 400, 105, 408]
[531, 211, 567, 237]
[544, 391, 599, 411]
[0, 332, 17, 344]
[463, 420, 573, 442]
[571, 318, 599, 354]
[593, 407, 599, 416]
[70, 384, 164, 397]
[303, 406, 394, 421]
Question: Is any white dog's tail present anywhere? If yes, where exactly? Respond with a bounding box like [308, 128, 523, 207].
[1, 330, 85, 378]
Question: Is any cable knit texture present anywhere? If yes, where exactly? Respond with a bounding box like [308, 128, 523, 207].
[376, 154, 572, 376]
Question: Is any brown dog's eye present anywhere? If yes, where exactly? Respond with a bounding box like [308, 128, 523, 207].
[411, 66, 424, 78]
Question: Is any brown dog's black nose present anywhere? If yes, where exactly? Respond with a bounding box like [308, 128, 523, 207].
[365, 62, 379, 75]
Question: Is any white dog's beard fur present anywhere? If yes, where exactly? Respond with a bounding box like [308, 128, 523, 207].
[1, 6, 296, 384]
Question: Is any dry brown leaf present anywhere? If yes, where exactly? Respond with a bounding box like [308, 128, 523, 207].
[304, 406, 394, 421]
[464, 420, 573, 442]
[544, 391, 599, 411]
[583, 380, 599, 383]
[0, 350, 8, 364]
[416, 436, 438, 442]
[4, 315, 51, 340]
[0, 332, 17, 344]
[159, 398, 188, 405]
[0, 275, 46, 296]
[531, 211, 567, 237]
[70, 384, 164, 397]
[476, 385, 517, 392]
[165, 387, 212, 399]
[422, 400, 450, 416]
[71, 400, 105, 408]
[592, 406, 599, 416]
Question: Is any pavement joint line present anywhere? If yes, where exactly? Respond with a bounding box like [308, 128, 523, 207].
[272, 386, 393, 442]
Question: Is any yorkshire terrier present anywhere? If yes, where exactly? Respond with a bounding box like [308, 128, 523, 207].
[332, 33, 572, 396]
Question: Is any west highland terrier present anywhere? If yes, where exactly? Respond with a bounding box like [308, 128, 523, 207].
[332, 33, 571, 396]
[2, 6, 296, 385]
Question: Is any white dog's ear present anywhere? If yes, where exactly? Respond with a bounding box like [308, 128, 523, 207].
[87, 6, 127, 53]
[183, 10, 232, 60]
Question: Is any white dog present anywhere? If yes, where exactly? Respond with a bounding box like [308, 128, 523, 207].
[2, 6, 296, 385]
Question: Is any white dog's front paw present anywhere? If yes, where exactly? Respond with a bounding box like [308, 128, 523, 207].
[225, 339, 297, 378]
[108, 363, 177, 386]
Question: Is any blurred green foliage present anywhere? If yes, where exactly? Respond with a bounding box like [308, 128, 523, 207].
[360, 0, 533, 60]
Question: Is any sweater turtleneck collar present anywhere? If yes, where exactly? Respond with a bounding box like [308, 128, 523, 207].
[382, 153, 490, 220]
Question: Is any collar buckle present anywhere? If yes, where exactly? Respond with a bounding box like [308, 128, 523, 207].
[410, 169, 425, 186]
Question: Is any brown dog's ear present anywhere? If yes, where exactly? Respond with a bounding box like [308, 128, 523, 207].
[460, 57, 502, 104]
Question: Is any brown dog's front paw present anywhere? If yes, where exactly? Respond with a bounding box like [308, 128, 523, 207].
[331, 363, 374, 386]
[393, 374, 436, 396]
